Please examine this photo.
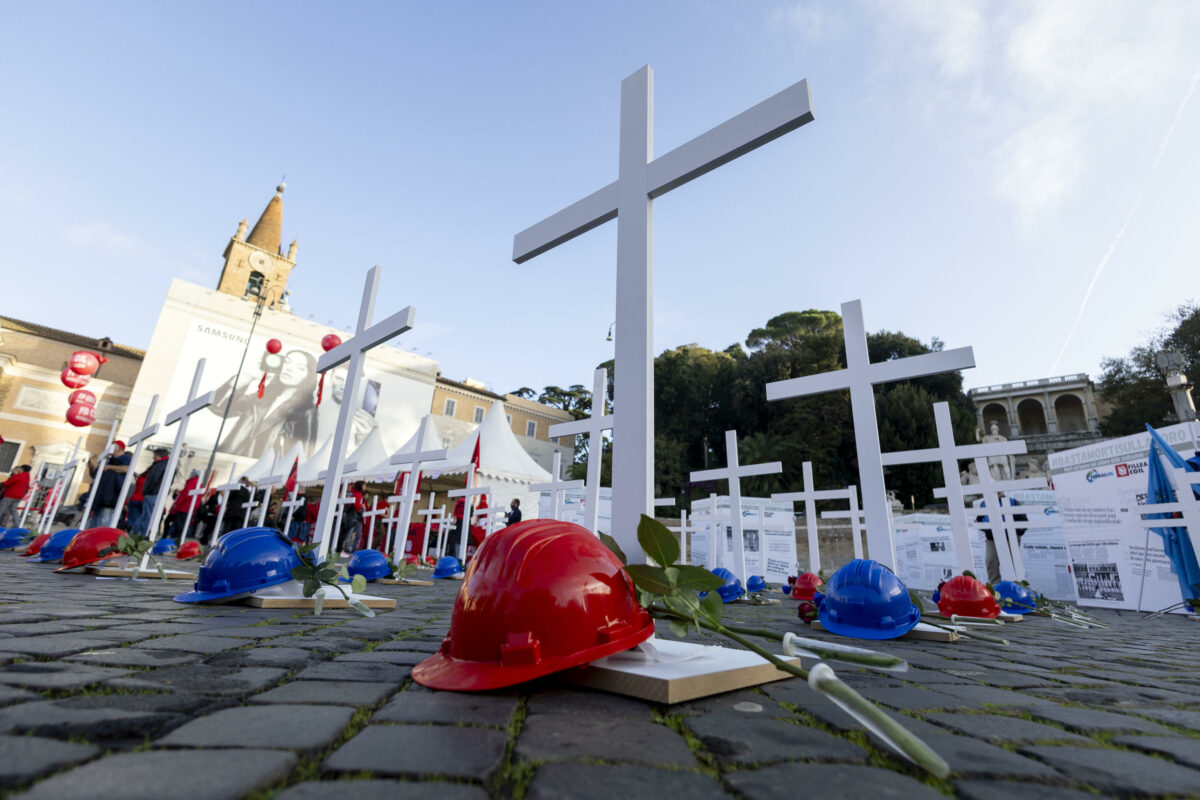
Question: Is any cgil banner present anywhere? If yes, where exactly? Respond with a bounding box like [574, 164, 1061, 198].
[689, 496, 798, 586]
[1049, 421, 1198, 612]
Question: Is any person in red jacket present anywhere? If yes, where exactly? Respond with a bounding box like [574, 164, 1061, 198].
[0, 465, 32, 528]
[165, 471, 200, 541]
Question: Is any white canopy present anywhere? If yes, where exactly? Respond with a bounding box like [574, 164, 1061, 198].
[443, 400, 552, 484]
[343, 428, 392, 480]
[296, 436, 341, 485]
[239, 448, 279, 483]
[275, 441, 305, 481]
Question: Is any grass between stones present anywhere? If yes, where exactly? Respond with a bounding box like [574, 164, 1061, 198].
[491, 697, 532, 799]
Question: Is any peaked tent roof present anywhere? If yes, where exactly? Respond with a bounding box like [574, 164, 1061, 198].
[344, 428, 392, 480]
[442, 400, 552, 484]
[276, 441, 306, 479]
[297, 436, 336, 484]
[357, 414, 449, 480]
[246, 183, 284, 253]
[239, 448, 279, 483]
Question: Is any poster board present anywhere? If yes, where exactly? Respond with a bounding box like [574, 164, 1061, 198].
[1004, 489, 1076, 601]
[539, 487, 612, 534]
[688, 497, 798, 585]
[892, 513, 984, 590]
[1049, 422, 1198, 612]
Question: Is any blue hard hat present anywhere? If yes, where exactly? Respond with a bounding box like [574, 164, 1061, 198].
[0, 528, 21, 550]
[29, 529, 81, 563]
[347, 549, 391, 581]
[152, 538, 177, 554]
[699, 567, 744, 604]
[993, 580, 1037, 614]
[174, 527, 301, 603]
[817, 559, 921, 640]
[746, 574, 767, 594]
[432, 556, 464, 579]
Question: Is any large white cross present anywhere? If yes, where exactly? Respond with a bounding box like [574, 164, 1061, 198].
[772, 461, 854, 574]
[934, 457, 1047, 581]
[515, 68, 814, 563]
[79, 418, 120, 529]
[112, 395, 160, 518]
[142, 360, 214, 570]
[530, 451, 584, 522]
[312, 266, 415, 561]
[388, 416, 446, 565]
[819, 486, 867, 560]
[547, 368, 612, 534]
[766, 300, 975, 570]
[882, 402, 1029, 574]
[39, 437, 82, 534]
[209, 464, 239, 547]
[690, 430, 782, 580]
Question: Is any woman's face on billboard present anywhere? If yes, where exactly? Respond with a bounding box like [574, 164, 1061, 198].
[280, 351, 309, 387]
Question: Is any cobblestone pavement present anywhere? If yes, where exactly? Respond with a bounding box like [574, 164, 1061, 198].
[1, 549, 1199, 799]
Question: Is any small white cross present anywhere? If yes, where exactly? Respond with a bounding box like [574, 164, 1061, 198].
[79, 418, 121, 529]
[666, 507, 693, 565]
[280, 486, 306, 540]
[530, 451, 585, 523]
[515, 69, 815, 564]
[690, 430, 782, 579]
[416, 494, 440, 561]
[818, 486, 867, 560]
[388, 416, 447, 565]
[773, 462, 854, 574]
[547, 368, 613, 534]
[254, 460, 289, 528]
[209, 464, 240, 547]
[448, 471, 492, 562]
[241, 490, 263, 529]
[142, 360, 215, 571]
[177, 480, 207, 546]
[361, 496, 388, 551]
[311, 266, 415, 561]
[766, 300, 975, 569]
[39, 437, 82, 534]
[882, 401, 1028, 574]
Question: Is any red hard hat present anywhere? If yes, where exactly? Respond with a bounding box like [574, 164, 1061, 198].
[936, 574, 1001, 619]
[413, 520, 654, 692]
[22, 533, 51, 556]
[54, 527, 122, 572]
[792, 572, 825, 600]
[176, 541, 203, 560]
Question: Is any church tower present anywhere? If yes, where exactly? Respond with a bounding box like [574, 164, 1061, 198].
[217, 183, 298, 308]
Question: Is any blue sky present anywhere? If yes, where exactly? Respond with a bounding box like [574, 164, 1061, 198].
[2, 1, 1198, 398]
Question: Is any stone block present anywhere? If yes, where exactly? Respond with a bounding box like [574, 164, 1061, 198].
[251, 680, 396, 707]
[685, 713, 865, 765]
[528, 762, 729, 800]
[1020, 745, 1200, 795]
[158, 704, 354, 751]
[0, 735, 99, 790]
[724, 762, 944, 800]
[323, 724, 506, 780]
[516, 716, 696, 767]
[374, 691, 518, 727]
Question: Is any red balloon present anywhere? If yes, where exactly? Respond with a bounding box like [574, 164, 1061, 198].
[69, 351, 103, 376]
[266, 338, 283, 354]
[61, 368, 90, 389]
[68, 389, 97, 406]
[321, 334, 342, 352]
[66, 403, 96, 427]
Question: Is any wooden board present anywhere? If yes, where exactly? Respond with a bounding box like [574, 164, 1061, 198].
[86, 565, 193, 580]
[560, 638, 803, 704]
[810, 619, 958, 643]
[734, 596, 780, 605]
[239, 583, 396, 610]
[998, 612, 1023, 623]
[375, 578, 434, 586]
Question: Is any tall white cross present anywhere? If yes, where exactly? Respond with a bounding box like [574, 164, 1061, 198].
[112, 395, 160, 519]
[530, 451, 584, 522]
[666, 507, 693, 566]
[690, 430, 782, 580]
[515, 68, 814, 563]
[242, 487, 264, 528]
[547, 368, 613, 534]
[39, 437, 82, 534]
[388, 416, 446, 565]
[766, 300, 975, 569]
[79, 418, 121, 529]
[417, 495, 440, 561]
[361, 496, 387, 551]
[142, 360, 214, 570]
[312, 265, 415, 561]
[209, 464, 239, 547]
[281, 486, 305, 540]
[819, 486, 867, 560]
[773, 461, 853, 574]
[255, 462, 288, 527]
[882, 402, 1030, 574]
[431, 507, 451, 559]
[177, 480, 207, 546]
[934, 457, 1047, 581]
[1138, 466, 1200, 572]
[448, 473, 491, 563]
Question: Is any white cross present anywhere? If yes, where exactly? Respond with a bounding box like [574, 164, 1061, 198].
[431, 508, 451, 560]
[254, 461, 288, 528]
[819, 486, 867, 560]
[766, 300, 975, 569]
[448, 471, 491, 563]
[382, 494, 408, 555]
[311, 265, 416, 561]
[209, 464, 239, 547]
[1138, 465, 1200, 570]
[242, 487, 263, 528]
[547, 367, 613, 534]
[417, 495, 440, 561]
[515, 68, 814, 564]
[112, 395, 160, 519]
[361, 496, 387, 551]
[39, 437, 82, 534]
[882, 401, 1029, 574]
[281, 486, 305, 540]
[772, 461, 854, 574]
[530, 451, 584, 522]
[666, 507, 693, 565]
[142, 360, 215, 571]
[177, 480, 207, 546]
[934, 457, 1047, 581]
[79, 418, 121, 529]
[388, 416, 446, 565]
[690, 430, 782, 580]
[15, 459, 43, 529]
[692, 492, 721, 570]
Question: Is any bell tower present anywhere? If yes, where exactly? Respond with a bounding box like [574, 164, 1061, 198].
[217, 182, 297, 307]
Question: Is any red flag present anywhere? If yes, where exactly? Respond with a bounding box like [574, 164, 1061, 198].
[284, 456, 299, 494]
[470, 433, 481, 475]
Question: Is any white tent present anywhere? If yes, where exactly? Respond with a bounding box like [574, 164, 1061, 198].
[239, 449, 279, 483]
[343, 428, 392, 481]
[276, 441, 306, 481]
[296, 436, 339, 485]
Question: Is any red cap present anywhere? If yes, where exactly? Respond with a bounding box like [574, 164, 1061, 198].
[113, 440, 126, 450]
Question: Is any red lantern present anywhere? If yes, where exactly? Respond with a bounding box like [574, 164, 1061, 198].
[66, 403, 97, 427]
[68, 389, 97, 406]
[68, 351, 105, 376]
[266, 338, 283, 355]
[61, 368, 90, 389]
[321, 334, 342, 352]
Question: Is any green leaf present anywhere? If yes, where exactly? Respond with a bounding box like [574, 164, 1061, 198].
[667, 620, 690, 639]
[908, 589, 926, 612]
[290, 565, 309, 581]
[638, 590, 657, 609]
[625, 564, 674, 595]
[664, 566, 680, 586]
[664, 592, 701, 619]
[598, 532, 627, 565]
[637, 515, 679, 567]
[303, 578, 319, 597]
[675, 565, 726, 592]
[700, 589, 724, 622]
[339, 565, 350, 580]
[351, 575, 367, 594]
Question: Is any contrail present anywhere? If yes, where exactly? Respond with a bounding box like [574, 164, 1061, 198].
[1049, 65, 1200, 377]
